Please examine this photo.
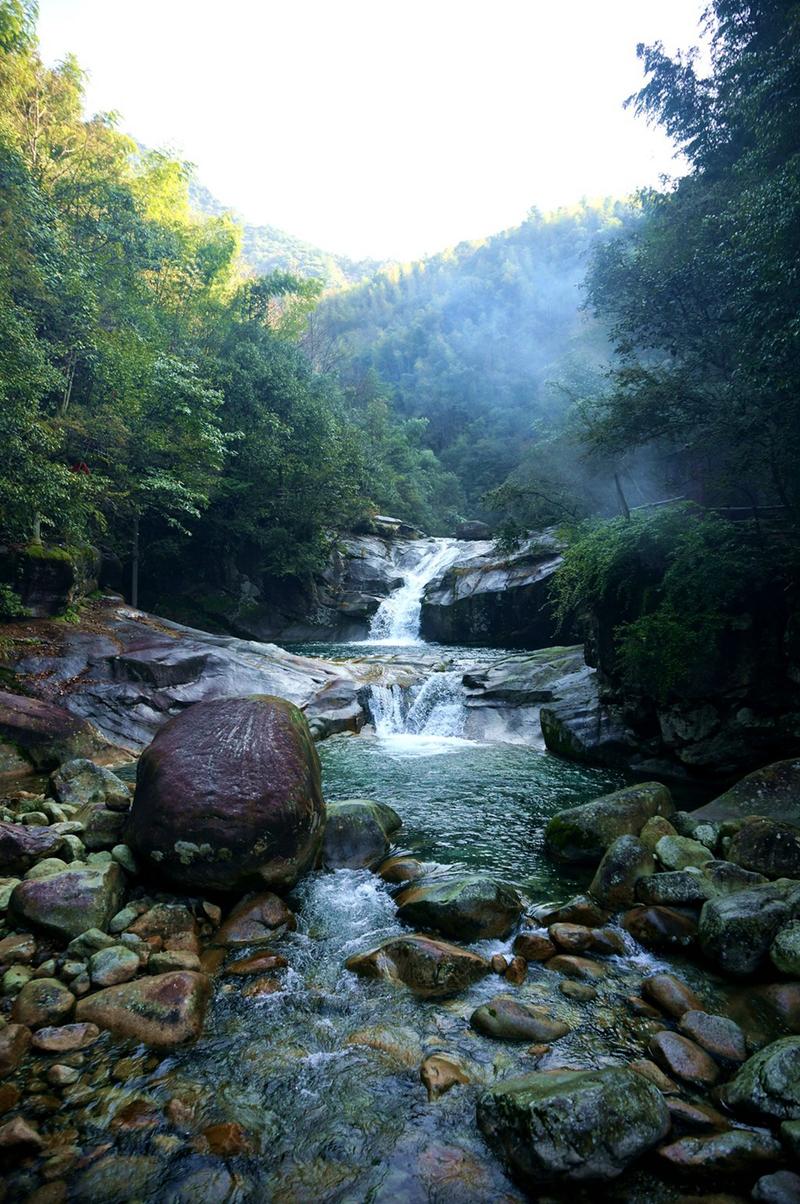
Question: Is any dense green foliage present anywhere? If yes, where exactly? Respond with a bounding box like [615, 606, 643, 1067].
[585, 0, 800, 515]
[315, 202, 633, 518]
[0, 3, 455, 602]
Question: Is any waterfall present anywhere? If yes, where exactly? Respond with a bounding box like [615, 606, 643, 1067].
[366, 538, 461, 645]
[368, 671, 467, 739]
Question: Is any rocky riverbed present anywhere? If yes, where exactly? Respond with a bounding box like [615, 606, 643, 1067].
[1, 673, 800, 1201]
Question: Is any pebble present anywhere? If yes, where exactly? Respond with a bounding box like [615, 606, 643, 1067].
[678, 1010, 748, 1064]
[642, 973, 703, 1019]
[559, 980, 597, 1001]
[512, 931, 555, 961]
[548, 954, 606, 981]
[650, 1031, 720, 1087]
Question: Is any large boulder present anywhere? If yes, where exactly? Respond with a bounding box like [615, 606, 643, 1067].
[727, 818, 800, 880]
[539, 664, 636, 768]
[0, 543, 99, 618]
[321, 800, 395, 870]
[420, 535, 562, 648]
[690, 759, 800, 827]
[10, 863, 125, 939]
[477, 1067, 670, 1187]
[699, 880, 800, 976]
[128, 695, 325, 892]
[0, 821, 65, 876]
[545, 783, 674, 864]
[721, 1037, 800, 1121]
[346, 935, 490, 997]
[395, 875, 522, 941]
[75, 971, 210, 1047]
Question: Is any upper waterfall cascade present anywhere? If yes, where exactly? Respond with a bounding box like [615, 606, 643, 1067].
[366, 538, 462, 645]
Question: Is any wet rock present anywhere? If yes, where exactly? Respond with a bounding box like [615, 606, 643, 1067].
[395, 874, 522, 941]
[679, 1011, 748, 1064]
[212, 893, 296, 947]
[512, 930, 555, 961]
[129, 902, 200, 953]
[148, 950, 201, 974]
[0, 875, 20, 909]
[0, 1115, 44, 1156]
[699, 880, 800, 977]
[640, 815, 679, 852]
[31, 1023, 100, 1053]
[0, 932, 36, 963]
[49, 759, 130, 811]
[420, 1052, 471, 1100]
[202, 1121, 254, 1155]
[722, 1037, 800, 1121]
[0, 821, 65, 876]
[655, 835, 713, 871]
[0, 1024, 31, 1076]
[533, 894, 609, 927]
[650, 1031, 720, 1086]
[76, 971, 211, 1047]
[667, 1098, 729, 1133]
[643, 973, 704, 1019]
[128, 695, 325, 892]
[224, 951, 287, 976]
[89, 944, 140, 987]
[657, 1129, 782, 1175]
[72, 1154, 161, 1203]
[727, 819, 800, 881]
[477, 1065, 670, 1186]
[0, 689, 108, 772]
[691, 759, 800, 828]
[779, 1119, 800, 1157]
[771, 921, 800, 976]
[589, 835, 654, 909]
[504, 955, 527, 985]
[321, 799, 392, 869]
[377, 855, 428, 884]
[490, 953, 508, 974]
[560, 980, 596, 1001]
[10, 863, 125, 939]
[752, 1171, 800, 1203]
[470, 996, 570, 1042]
[588, 925, 626, 955]
[624, 905, 698, 950]
[703, 860, 768, 895]
[47, 1062, 80, 1086]
[24, 856, 70, 880]
[637, 869, 712, 906]
[544, 782, 674, 864]
[346, 1025, 422, 1067]
[346, 934, 489, 997]
[548, 922, 593, 952]
[629, 1059, 678, 1093]
[548, 954, 606, 981]
[11, 979, 75, 1028]
[75, 802, 128, 850]
[0, 1083, 20, 1114]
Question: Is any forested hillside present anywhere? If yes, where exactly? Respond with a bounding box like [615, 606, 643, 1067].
[315, 201, 636, 522]
[190, 179, 385, 288]
[0, 1, 459, 614]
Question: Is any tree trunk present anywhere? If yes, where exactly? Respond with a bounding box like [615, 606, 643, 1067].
[131, 515, 140, 609]
[614, 473, 631, 521]
[31, 513, 42, 545]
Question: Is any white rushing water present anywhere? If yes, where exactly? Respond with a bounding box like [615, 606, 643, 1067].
[368, 671, 469, 747]
[366, 537, 462, 645]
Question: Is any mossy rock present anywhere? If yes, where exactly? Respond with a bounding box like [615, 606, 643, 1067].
[545, 782, 674, 864]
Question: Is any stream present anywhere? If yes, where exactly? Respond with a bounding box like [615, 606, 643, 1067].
[6, 540, 728, 1201]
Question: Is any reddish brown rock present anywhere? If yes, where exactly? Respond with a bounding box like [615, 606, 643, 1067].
[471, 996, 570, 1042]
[629, 1059, 678, 1093]
[667, 1098, 730, 1132]
[0, 932, 36, 964]
[346, 935, 489, 997]
[623, 906, 698, 950]
[504, 955, 527, 985]
[512, 931, 555, 962]
[0, 1083, 20, 1114]
[650, 1031, 720, 1087]
[490, 954, 508, 974]
[0, 1024, 31, 1078]
[642, 973, 704, 1019]
[76, 971, 210, 1047]
[0, 822, 65, 875]
[129, 904, 199, 954]
[11, 978, 75, 1029]
[241, 975, 282, 997]
[0, 1115, 44, 1156]
[590, 927, 626, 955]
[128, 695, 325, 892]
[212, 893, 296, 947]
[0, 690, 106, 772]
[548, 954, 606, 981]
[549, 922, 594, 953]
[224, 952, 288, 977]
[657, 1129, 782, 1175]
[202, 1121, 254, 1155]
[420, 1053, 470, 1100]
[378, 855, 428, 884]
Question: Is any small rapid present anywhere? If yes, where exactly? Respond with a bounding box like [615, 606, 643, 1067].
[368, 671, 469, 745]
[365, 537, 462, 644]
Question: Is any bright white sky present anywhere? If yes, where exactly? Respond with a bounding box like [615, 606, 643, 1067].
[37, 0, 708, 261]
